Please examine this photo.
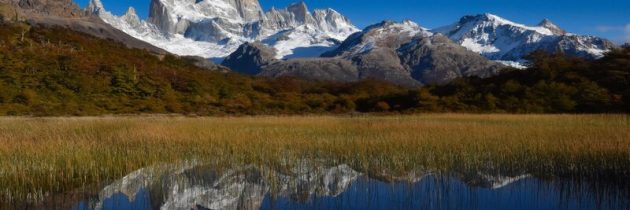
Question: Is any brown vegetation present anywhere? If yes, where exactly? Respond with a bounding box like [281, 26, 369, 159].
[1, 115, 629, 203]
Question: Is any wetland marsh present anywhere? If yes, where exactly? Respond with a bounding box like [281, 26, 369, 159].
[0, 115, 629, 209]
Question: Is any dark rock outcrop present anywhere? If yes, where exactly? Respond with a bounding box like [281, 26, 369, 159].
[221, 42, 277, 75]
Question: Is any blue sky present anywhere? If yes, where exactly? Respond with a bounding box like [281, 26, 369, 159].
[75, 0, 630, 44]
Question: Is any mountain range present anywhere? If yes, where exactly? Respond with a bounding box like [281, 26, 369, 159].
[2, 0, 618, 87]
[88, 0, 358, 61]
[90, 0, 614, 62]
[0, 0, 628, 114]
[86, 0, 616, 86]
[433, 14, 615, 64]
[223, 20, 502, 86]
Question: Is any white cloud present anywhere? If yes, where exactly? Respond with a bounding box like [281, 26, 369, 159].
[595, 25, 620, 32]
[596, 24, 630, 44]
[595, 25, 628, 32]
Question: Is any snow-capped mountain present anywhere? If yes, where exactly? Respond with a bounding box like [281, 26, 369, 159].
[86, 1, 615, 79]
[324, 20, 502, 85]
[433, 14, 615, 64]
[223, 20, 502, 86]
[323, 20, 433, 58]
[88, 0, 359, 60]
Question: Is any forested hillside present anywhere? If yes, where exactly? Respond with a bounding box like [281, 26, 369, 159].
[0, 21, 409, 115]
[0, 21, 628, 115]
[368, 49, 630, 113]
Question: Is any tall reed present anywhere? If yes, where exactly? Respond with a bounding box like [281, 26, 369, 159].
[0, 114, 628, 202]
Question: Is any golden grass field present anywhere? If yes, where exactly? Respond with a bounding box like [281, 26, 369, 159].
[0, 114, 629, 202]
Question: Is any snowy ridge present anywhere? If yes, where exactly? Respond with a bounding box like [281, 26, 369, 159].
[326, 20, 433, 57]
[480, 14, 554, 36]
[88, 0, 359, 60]
[88, 1, 613, 66]
[433, 13, 615, 63]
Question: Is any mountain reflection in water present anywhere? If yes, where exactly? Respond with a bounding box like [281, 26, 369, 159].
[69, 163, 628, 210]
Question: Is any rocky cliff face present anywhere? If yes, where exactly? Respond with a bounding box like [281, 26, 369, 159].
[0, 0, 166, 54]
[90, 0, 359, 59]
[398, 35, 502, 85]
[433, 14, 615, 63]
[0, 0, 83, 18]
[221, 42, 277, 75]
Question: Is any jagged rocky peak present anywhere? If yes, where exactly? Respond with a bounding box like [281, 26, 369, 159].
[312, 8, 352, 31]
[147, 0, 265, 34]
[287, 1, 310, 23]
[121, 7, 142, 27]
[156, 0, 264, 21]
[263, 1, 356, 33]
[93, 0, 358, 59]
[86, 0, 104, 15]
[124, 6, 136, 16]
[87, 1, 143, 30]
[537, 18, 566, 35]
[234, 0, 266, 21]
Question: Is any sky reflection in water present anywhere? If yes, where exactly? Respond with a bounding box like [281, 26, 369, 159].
[70, 166, 628, 210]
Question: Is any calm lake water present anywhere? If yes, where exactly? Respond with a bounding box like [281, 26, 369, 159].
[58, 163, 629, 210]
[6, 163, 627, 210]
